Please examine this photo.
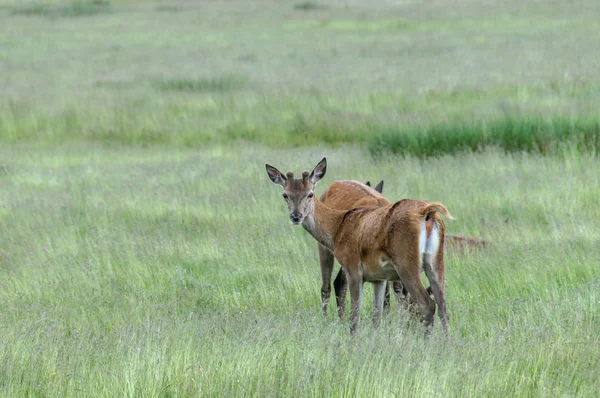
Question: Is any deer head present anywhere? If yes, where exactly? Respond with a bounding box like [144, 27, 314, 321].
[265, 157, 327, 225]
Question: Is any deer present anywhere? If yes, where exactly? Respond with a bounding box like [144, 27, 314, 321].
[266, 158, 454, 335]
[318, 179, 406, 318]
[320, 180, 485, 320]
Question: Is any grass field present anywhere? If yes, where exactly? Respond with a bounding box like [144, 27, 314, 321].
[2, 0, 600, 152]
[1, 0, 600, 396]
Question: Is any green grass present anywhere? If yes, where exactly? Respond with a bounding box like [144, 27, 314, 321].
[3, 100, 600, 154]
[1, 0, 600, 395]
[293, 2, 327, 11]
[10, 1, 112, 18]
[1, 144, 599, 396]
[369, 116, 600, 158]
[1, 0, 600, 155]
[155, 75, 250, 93]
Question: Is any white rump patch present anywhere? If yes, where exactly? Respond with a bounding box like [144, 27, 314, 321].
[420, 221, 440, 270]
[425, 222, 440, 255]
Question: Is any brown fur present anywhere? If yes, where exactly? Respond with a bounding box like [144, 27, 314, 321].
[319, 183, 487, 317]
[318, 180, 402, 318]
[266, 158, 453, 335]
[319, 181, 441, 318]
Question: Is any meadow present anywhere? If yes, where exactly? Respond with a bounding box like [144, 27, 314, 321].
[1, 0, 600, 396]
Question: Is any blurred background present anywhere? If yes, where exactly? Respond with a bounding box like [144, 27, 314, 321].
[2, 0, 600, 153]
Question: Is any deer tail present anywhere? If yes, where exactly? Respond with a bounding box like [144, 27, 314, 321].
[422, 202, 455, 221]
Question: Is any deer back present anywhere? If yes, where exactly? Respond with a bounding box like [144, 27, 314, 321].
[320, 180, 390, 211]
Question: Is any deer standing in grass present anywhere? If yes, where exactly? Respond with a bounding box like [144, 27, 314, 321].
[319, 180, 484, 320]
[318, 179, 406, 318]
[266, 158, 453, 334]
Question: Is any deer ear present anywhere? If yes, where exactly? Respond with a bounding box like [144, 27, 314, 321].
[309, 157, 327, 184]
[266, 164, 286, 187]
[365, 181, 371, 187]
[374, 180, 384, 193]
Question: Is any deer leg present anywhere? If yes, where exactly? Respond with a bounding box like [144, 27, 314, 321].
[402, 279, 436, 334]
[391, 280, 413, 314]
[423, 254, 450, 336]
[383, 282, 391, 313]
[333, 267, 348, 320]
[372, 280, 387, 328]
[318, 243, 335, 316]
[347, 269, 364, 334]
[392, 281, 404, 304]
[393, 261, 436, 334]
[391, 281, 414, 314]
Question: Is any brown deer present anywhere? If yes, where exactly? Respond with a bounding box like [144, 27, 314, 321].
[266, 158, 454, 334]
[321, 181, 485, 319]
[318, 179, 405, 318]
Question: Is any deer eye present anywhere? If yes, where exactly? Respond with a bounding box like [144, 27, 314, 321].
[308, 193, 314, 199]
[282, 193, 288, 200]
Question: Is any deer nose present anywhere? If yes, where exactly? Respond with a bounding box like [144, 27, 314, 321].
[290, 212, 302, 223]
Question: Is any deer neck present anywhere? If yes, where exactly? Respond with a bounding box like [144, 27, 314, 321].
[301, 197, 345, 251]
